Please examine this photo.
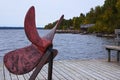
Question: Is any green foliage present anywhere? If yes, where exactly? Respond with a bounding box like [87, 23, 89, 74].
[73, 17, 81, 30]
[44, 19, 73, 30]
[45, 0, 120, 34]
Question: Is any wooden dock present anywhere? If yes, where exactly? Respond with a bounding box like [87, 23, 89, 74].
[0, 59, 120, 80]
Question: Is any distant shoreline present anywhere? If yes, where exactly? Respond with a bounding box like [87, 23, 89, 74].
[0, 27, 44, 29]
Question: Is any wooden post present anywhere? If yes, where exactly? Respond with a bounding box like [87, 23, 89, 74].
[107, 49, 111, 62]
[48, 51, 53, 80]
[117, 51, 119, 62]
[29, 47, 52, 80]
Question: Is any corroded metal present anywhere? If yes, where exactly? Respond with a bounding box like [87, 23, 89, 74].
[4, 6, 64, 75]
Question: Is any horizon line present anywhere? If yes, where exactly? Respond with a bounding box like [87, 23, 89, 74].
[0, 26, 44, 29]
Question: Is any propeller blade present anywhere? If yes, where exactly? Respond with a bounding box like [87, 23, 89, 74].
[4, 45, 43, 75]
[24, 6, 51, 52]
[43, 15, 64, 42]
[24, 6, 42, 45]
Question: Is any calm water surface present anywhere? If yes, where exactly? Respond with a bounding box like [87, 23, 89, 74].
[0, 29, 116, 62]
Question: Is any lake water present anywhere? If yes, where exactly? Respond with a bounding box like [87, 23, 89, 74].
[0, 29, 116, 62]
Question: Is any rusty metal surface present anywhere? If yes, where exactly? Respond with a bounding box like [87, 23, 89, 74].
[4, 45, 42, 74]
[4, 6, 64, 75]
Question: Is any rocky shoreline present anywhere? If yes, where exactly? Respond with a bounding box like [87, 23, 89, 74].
[56, 30, 80, 34]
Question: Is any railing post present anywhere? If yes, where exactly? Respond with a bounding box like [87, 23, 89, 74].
[107, 49, 111, 62]
[117, 51, 119, 62]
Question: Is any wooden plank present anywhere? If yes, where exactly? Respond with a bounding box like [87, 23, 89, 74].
[53, 61, 74, 80]
[56, 61, 81, 80]
[65, 60, 105, 80]
[0, 63, 4, 80]
[37, 72, 46, 80]
[3, 64, 12, 80]
[89, 60, 120, 77]
[1, 59, 120, 80]
[52, 63, 68, 80]
[83, 60, 120, 79]
[89, 60, 120, 73]
[16, 75, 26, 80]
[105, 45, 120, 51]
[80, 60, 119, 80]
[59, 60, 95, 80]
[27, 69, 44, 80]
[38, 66, 48, 80]
[43, 64, 59, 80]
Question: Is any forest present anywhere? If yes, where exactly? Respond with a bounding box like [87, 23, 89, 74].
[44, 0, 120, 34]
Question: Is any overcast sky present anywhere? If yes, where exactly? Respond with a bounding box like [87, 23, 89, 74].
[0, 0, 105, 27]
